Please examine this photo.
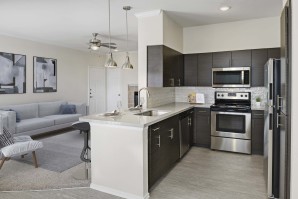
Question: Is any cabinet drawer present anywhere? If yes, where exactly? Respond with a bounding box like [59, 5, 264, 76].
[195, 108, 210, 115]
[252, 110, 264, 119]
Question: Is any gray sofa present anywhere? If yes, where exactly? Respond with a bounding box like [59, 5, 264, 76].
[0, 101, 86, 137]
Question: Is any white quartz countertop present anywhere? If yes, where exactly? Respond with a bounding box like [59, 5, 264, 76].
[80, 103, 212, 128]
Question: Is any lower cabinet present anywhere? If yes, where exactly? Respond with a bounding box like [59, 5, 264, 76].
[194, 108, 211, 148]
[148, 115, 179, 189]
[251, 110, 264, 155]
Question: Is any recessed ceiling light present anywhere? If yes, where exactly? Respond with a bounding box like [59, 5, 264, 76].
[114, 49, 119, 52]
[220, 6, 231, 11]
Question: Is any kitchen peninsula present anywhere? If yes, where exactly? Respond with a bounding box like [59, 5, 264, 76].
[80, 103, 210, 199]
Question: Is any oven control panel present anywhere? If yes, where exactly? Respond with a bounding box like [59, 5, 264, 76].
[215, 92, 250, 100]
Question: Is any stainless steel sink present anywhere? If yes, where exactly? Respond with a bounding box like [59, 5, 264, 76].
[134, 110, 169, 116]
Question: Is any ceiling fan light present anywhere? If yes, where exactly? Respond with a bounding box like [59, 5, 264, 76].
[122, 55, 133, 69]
[105, 53, 117, 68]
[90, 44, 100, 51]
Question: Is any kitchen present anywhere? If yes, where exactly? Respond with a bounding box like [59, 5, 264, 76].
[80, 1, 291, 199]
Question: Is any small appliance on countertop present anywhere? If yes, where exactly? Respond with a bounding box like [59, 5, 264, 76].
[210, 91, 252, 154]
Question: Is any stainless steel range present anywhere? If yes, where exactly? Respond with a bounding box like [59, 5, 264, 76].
[210, 92, 252, 154]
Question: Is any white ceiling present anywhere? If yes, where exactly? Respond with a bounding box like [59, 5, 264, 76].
[0, 0, 282, 53]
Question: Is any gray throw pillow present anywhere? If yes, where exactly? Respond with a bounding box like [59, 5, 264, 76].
[0, 127, 14, 148]
[60, 104, 76, 114]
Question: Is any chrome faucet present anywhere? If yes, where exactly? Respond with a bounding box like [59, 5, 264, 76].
[138, 87, 150, 109]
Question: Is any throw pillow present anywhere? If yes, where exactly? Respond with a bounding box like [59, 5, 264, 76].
[0, 127, 14, 148]
[60, 104, 76, 114]
[8, 109, 21, 123]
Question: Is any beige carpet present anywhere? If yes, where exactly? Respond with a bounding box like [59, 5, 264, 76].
[0, 160, 89, 191]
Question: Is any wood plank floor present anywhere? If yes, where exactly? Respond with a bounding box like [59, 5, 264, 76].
[0, 147, 267, 199]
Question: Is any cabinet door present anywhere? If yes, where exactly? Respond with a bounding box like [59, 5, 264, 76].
[251, 49, 268, 87]
[231, 50, 251, 67]
[268, 48, 281, 59]
[251, 111, 264, 155]
[164, 116, 180, 165]
[149, 126, 164, 188]
[194, 108, 211, 148]
[163, 46, 174, 87]
[180, 116, 190, 156]
[212, 51, 231, 68]
[147, 45, 163, 87]
[184, 54, 198, 86]
[173, 51, 184, 87]
[197, 53, 212, 86]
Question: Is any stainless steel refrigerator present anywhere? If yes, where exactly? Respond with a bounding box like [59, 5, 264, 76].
[264, 2, 291, 198]
[264, 58, 281, 199]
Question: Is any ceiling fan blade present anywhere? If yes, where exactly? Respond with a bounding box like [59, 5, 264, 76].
[101, 44, 117, 49]
[101, 42, 116, 45]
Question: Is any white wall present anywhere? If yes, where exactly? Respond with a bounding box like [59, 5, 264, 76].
[104, 51, 138, 110]
[163, 12, 183, 53]
[0, 34, 100, 106]
[291, 1, 298, 198]
[183, 17, 280, 54]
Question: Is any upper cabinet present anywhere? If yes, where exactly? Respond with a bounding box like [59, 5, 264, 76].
[197, 53, 212, 86]
[148, 46, 280, 88]
[184, 54, 198, 86]
[147, 45, 183, 87]
[212, 51, 231, 68]
[213, 50, 251, 68]
[231, 50, 251, 67]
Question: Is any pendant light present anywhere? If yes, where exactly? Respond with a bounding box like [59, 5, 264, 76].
[122, 6, 133, 69]
[105, 0, 117, 68]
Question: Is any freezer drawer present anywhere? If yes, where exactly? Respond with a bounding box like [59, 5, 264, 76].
[211, 136, 251, 154]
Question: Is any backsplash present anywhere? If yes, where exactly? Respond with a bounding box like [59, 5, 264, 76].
[147, 87, 175, 108]
[175, 87, 266, 107]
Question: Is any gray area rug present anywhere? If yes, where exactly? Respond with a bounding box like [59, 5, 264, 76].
[13, 131, 84, 172]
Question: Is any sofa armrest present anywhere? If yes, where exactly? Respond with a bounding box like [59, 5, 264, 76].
[69, 103, 87, 116]
[0, 110, 16, 135]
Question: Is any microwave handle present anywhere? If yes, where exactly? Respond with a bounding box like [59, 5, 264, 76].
[241, 70, 244, 85]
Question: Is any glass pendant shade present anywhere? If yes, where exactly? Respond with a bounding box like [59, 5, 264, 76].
[122, 54, 133, 69]
[105, 53, 117, 68]
[90, 44, 99, 51]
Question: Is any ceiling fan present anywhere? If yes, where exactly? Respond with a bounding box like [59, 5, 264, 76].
[88, 33, 117, 51]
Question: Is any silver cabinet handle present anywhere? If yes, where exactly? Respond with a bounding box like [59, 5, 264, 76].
[169, 128, 174, 140]
[199, 110, 206, 113]
[153, 127, 160, 131]
[188, 117, 192, 126]
[169, 78, 174, 87]
[178, 78, 181, 86]
[156, 135, 161, 147]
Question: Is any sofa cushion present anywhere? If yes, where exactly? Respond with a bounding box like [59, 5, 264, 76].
[0, 103, 38, 120]
[60, 104, 76, 114]
[16, 118, 55, 133]
[42, 114, 81, 125]
[38, 101, 67, 117]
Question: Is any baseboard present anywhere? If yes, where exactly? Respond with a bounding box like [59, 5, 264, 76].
[90, 183, 150, 199]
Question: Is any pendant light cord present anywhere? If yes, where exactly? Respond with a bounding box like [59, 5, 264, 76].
[126, 9, 128, 56]
[108, 0, 111, 54]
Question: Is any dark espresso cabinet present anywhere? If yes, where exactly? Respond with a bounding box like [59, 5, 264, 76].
[212, 51, 231, 68]
[231, 50, 251, 67]
[197, 53, 213, 86]
[252, 110, 265, 155]
[184, 54, 198, 86]
[194, 108, 211, 148]
[148, 116, 180, 189]
[147, 45, 183, 87]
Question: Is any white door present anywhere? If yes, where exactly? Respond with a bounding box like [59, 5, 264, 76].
[106, 68, 121, 112]
[88, 67, 106, 115]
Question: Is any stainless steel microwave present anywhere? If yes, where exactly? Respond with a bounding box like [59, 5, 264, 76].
[212, 67, 251, 88]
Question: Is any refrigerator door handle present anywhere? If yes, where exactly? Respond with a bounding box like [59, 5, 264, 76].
[277, 95, 283, 111]
[277, 114, 284, 127]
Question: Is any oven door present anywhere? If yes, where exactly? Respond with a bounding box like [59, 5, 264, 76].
[211, 111, 251, 139]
